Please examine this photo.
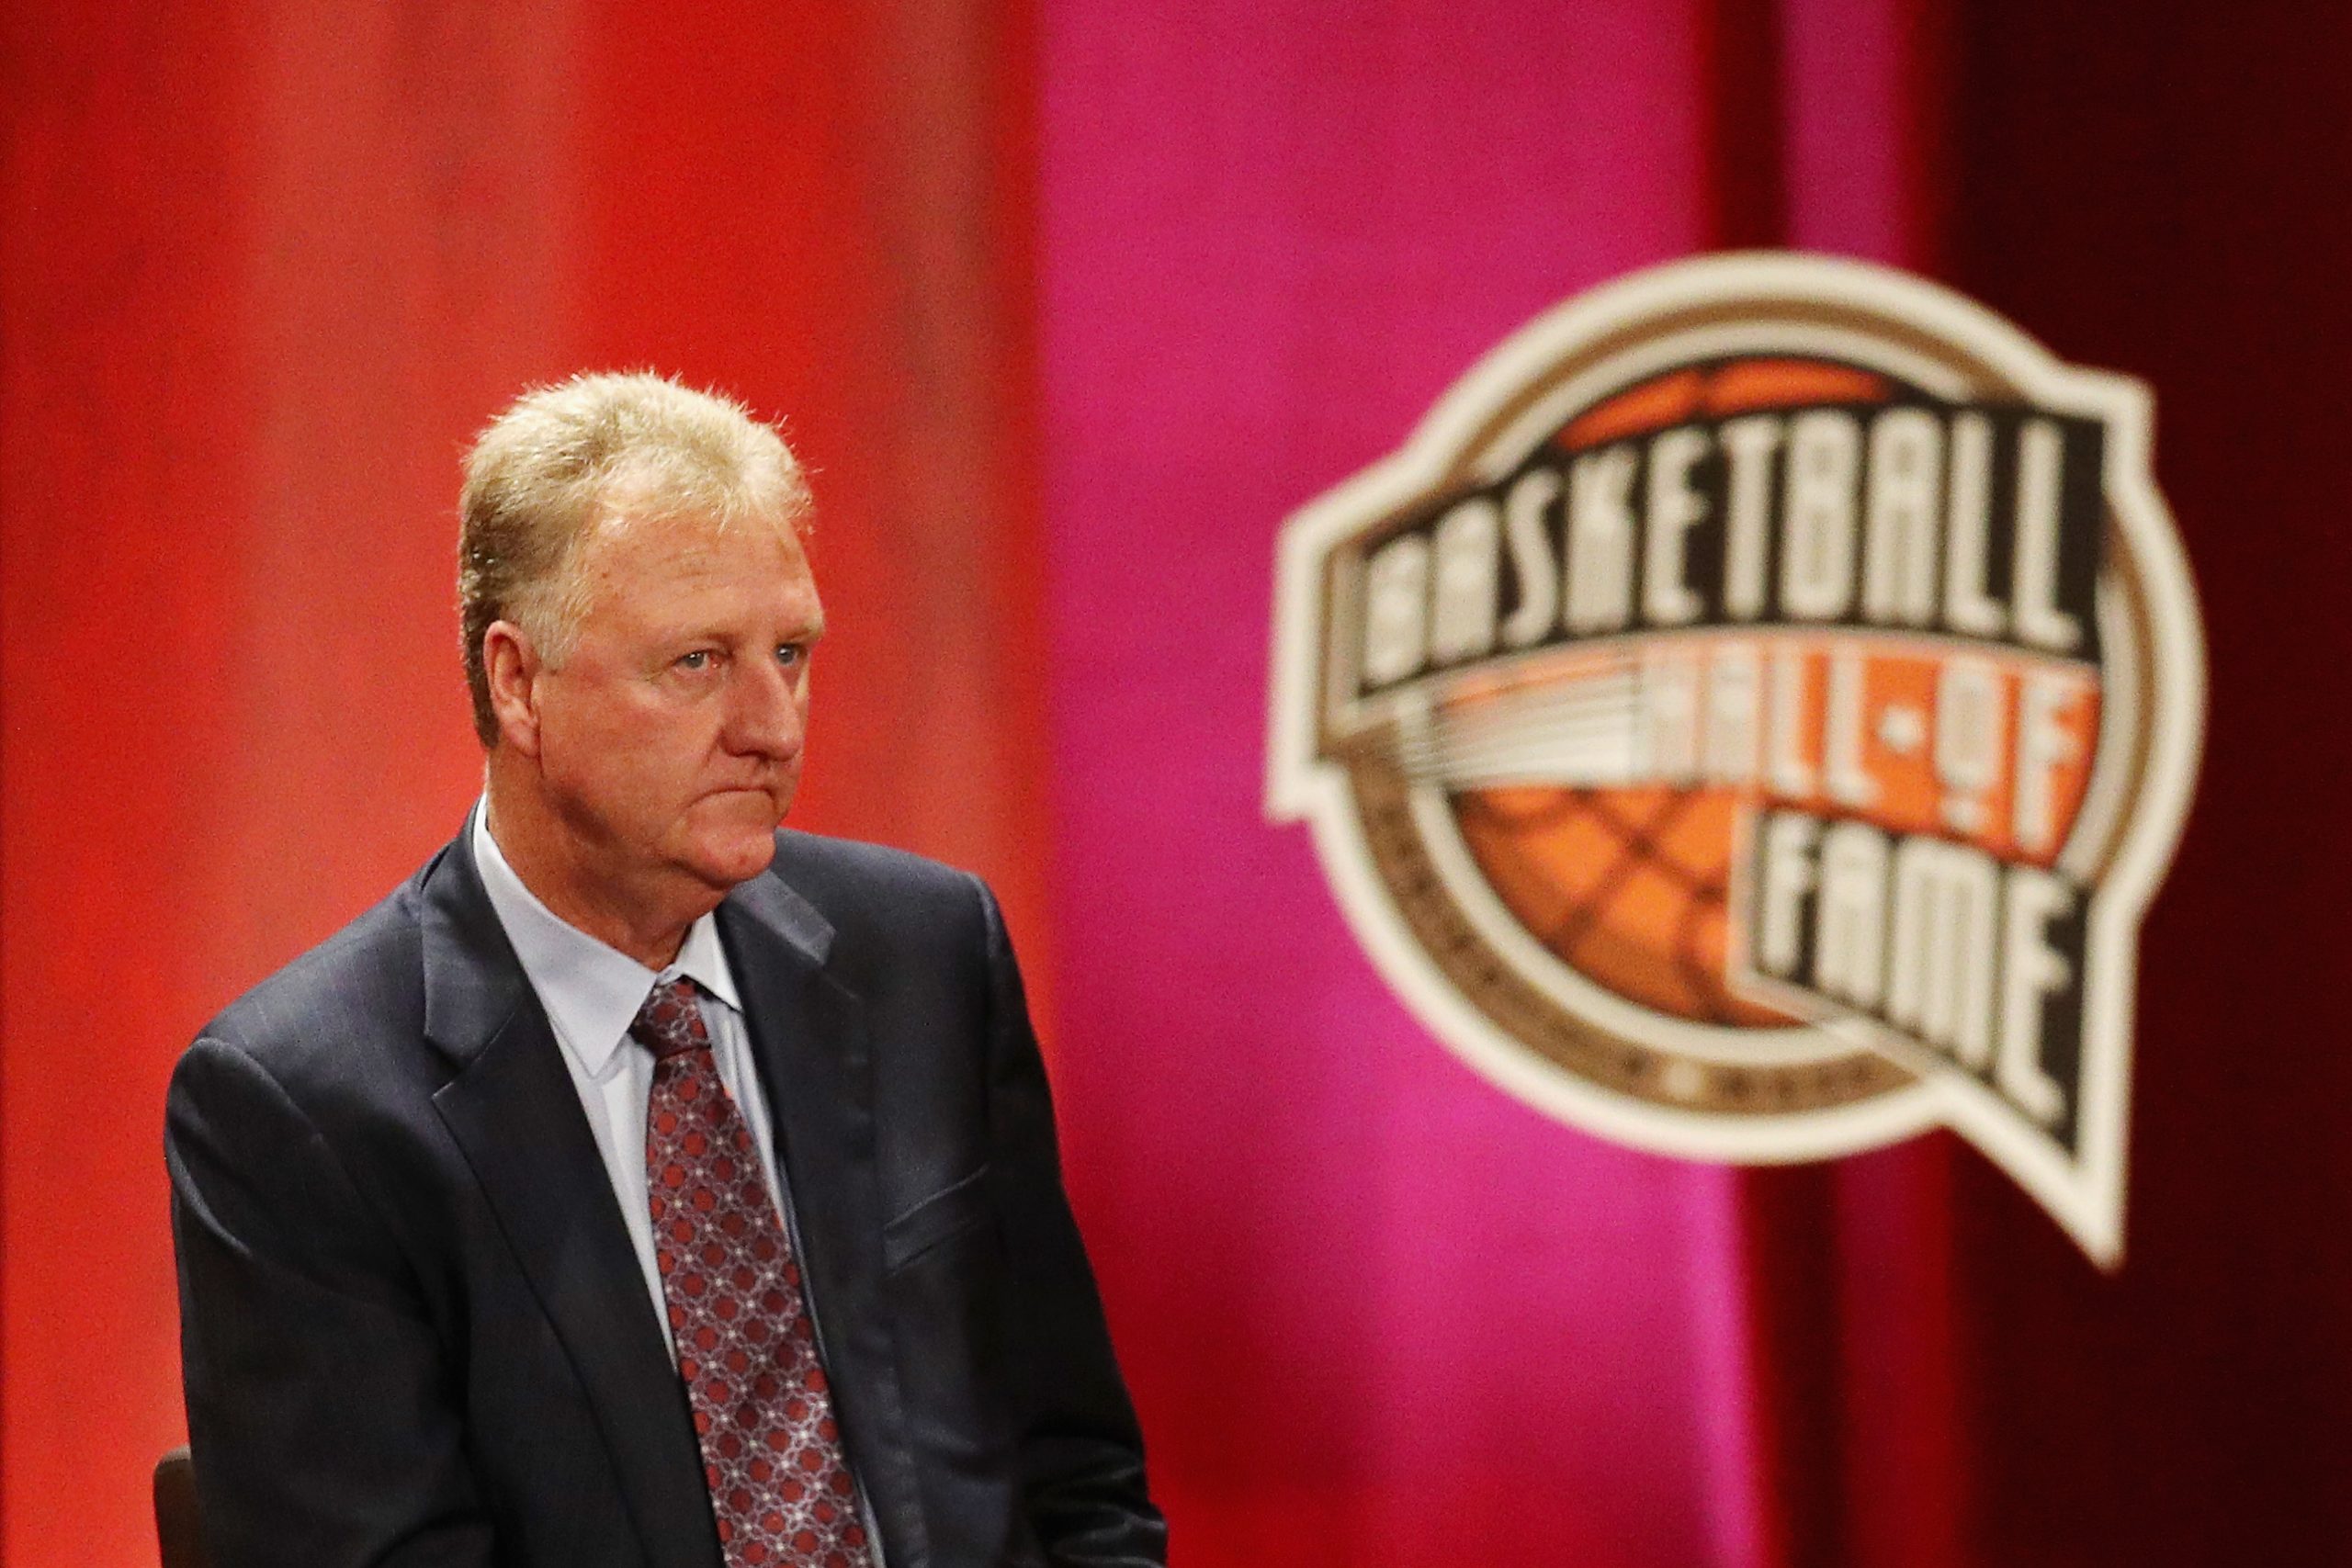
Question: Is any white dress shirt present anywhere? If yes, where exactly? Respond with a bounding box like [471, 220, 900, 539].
[470, 804, 788, 1358]
[472, 806, 896, 1562]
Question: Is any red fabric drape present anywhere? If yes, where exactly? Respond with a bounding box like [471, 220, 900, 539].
[1935, 3, 2352, 1561]
[0, 6, 1044, 1561]
[1706, 1, 2352, 1562]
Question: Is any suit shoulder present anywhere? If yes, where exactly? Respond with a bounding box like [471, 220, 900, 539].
[188, 855, 439, 1087]
[766, 829, 984, 917]
[761, 829, 999, 978]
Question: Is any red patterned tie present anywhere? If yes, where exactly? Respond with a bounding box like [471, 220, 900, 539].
[632, 977, 876, 1568]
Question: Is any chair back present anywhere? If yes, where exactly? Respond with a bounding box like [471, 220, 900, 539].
[153, 1447, 209, 1568]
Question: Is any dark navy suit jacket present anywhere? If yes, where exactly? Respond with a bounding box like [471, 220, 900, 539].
[166, 827, 1163, 1568]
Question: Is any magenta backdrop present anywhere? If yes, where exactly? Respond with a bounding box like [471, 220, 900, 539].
[1036, 3, 1751, 1562]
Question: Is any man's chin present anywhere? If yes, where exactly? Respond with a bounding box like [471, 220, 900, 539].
[685, 824, 781, 891]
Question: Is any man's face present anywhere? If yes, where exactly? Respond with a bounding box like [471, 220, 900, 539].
[527, 507, 822, 912]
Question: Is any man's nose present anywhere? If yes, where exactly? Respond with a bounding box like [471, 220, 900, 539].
[724, 653, 806, 761]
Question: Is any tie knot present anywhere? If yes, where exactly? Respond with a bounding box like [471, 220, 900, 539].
[630, 977, 711, 1061]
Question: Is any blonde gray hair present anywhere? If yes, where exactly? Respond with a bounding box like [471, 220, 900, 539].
[458, 371, 811, 745]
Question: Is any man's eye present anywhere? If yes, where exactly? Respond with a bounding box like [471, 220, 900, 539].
[678, 650, 714, 671]
[776, 644, 806, 667]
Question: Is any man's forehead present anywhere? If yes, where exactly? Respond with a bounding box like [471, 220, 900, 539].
[570, 507, 820, 628]
[582, 506, 811, 575]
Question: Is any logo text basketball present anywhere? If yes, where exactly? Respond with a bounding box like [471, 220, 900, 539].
[1266, 254, 2203, 1264]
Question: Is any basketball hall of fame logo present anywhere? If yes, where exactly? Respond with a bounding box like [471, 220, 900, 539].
[1265, 254, 2203, 1265]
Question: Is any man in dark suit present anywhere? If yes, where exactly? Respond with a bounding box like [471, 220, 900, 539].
[165, 373, 1163, 1568]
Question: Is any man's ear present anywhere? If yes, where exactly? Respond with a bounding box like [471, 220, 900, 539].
[482, 621, 547, 758]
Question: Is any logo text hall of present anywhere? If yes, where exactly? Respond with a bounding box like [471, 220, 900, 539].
[1266, 254, 2203, 1264]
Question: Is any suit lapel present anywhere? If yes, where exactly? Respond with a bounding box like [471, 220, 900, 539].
[419, 833, 721, 1568]
[718, 873, 927, 1568]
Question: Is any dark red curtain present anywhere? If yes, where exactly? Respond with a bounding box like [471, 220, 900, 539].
[1934, 3, 2352, 1561]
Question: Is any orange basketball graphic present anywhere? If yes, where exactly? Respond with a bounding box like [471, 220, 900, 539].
[1269, 255, 2203, 1263]
[1438, 357, 2099, 1031]
[1458, 360, 1893, 1030]
[1456, 783, 1769, 1023]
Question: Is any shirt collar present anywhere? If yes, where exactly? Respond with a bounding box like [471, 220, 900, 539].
[471, 800, 742, 1077]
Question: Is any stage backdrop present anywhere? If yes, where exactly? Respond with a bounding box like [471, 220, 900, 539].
[6, 0, 2350, 1563]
